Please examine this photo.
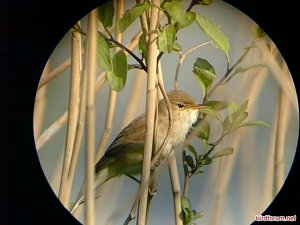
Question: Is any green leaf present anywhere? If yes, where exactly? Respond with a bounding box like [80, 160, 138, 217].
[181, 197, 191, 210]
[193, 57, 215, 95]
[118, 2, 151, 32]
[164, 1, 189, 26]
[186, 155, 195, 170]
[206, 100, 229, 111]
[223, 100, 249, 132]
[172, 41, 182, 51]
[211, 147, 234, 159]
[193, 119, 210, 140]
[185, 144, 198, 161]
[201, 156, 212, 165]
[199, 107, 222, 121]
[106, 50, 128, 91]
[98, 1, 115, 28]
[157, 25, 177, 53]
[174, 11, 196, 30]
[195, 13, 230, 62]
[238, 120, 271, 129]
[138, 33, 147, 60]
[180, 197, 193, 224]
[97, 34, 112, 71]
[227, 100, 239, 114]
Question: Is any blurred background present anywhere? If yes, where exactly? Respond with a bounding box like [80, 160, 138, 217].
[33, 1, 298, 224]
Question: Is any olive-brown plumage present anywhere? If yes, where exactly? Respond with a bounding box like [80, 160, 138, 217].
[71, 90, 206, 213]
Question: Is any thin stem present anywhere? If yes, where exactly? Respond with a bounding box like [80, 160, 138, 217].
[85, 9, 98, 225]
[202, 145, 215, 160]
[106, 37, 147, 72]
[137, 0, 149, 39]
[38, 57, 72, 89]
[186, 0, 197, 12]
[67, 55, 88, 185]
[150, 72, 173, 168]
[168, 151, 183, 225]
[35, 111, 68, 150]
[137, 1, 160, 224]
[183, 174, 191, 198]
[58, 28, 82, 206]
[174, 41, 212, 90]
[206, 46, 252, 100]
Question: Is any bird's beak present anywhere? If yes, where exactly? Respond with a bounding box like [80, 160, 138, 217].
[192, 104, 208, 110]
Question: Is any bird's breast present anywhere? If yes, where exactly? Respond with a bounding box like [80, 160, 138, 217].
[157, 109, 199, 156]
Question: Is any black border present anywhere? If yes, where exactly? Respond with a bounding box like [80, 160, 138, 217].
[0, 1, 298, 225]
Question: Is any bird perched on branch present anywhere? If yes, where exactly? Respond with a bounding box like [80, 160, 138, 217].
[70, 90, 206, 213]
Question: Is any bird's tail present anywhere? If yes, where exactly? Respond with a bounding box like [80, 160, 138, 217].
[69, 168, 109, 214]
[70, 185, 84, 214]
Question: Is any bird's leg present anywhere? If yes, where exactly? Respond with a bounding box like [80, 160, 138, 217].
[126, 174, 141, 184]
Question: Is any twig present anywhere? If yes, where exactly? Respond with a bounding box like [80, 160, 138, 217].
[150, 70, 173, 168]
[106, 37, 147, 72]
[168, 151, 183, 225]
[186, 0, 197, 12]
[58, 28, 82, 206]
[206, 46, 252, 100]
[137, 1, 160, 224]
[38, 57, 73, 89]
[174, 41, 212, 90]
[182, 150, 194, 199]
[35, 111, 68, 150]
[85, 9, 98, 225]
[137, 0, 149, 39]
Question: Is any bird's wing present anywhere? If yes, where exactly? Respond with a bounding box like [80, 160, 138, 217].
[106, 113, 145, 153]
[95, 114, 145, 173]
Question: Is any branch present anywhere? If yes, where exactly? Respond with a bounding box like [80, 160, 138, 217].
[174, 41, 212, 90]
[168, 152, 183, 225]
[206, 46, 252, 100]
[137, 0, 160, 223]
[150, 83, 172, 168]
[106, 37, 147, 72]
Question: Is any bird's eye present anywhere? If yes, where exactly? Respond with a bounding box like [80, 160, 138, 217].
[177, 103, 185, 108]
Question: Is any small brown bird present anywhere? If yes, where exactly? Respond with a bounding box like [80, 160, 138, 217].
[71, 90, 206, 213]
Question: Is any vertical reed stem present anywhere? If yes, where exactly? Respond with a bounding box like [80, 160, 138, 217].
[58, 28, 82, 206]
[85, 9, 98, 225]
[137, 1, 160, 224]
